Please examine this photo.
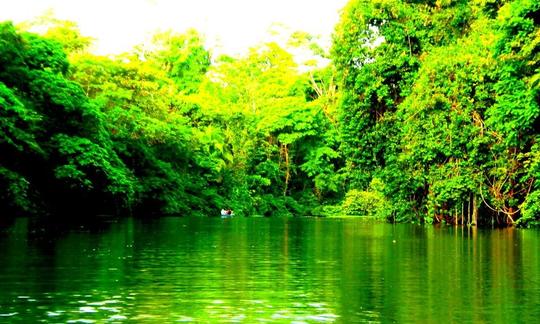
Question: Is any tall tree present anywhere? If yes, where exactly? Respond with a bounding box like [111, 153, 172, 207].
[0, 22, 135, 216]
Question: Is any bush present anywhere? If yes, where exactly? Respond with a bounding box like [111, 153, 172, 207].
[341, 178, 389, 218]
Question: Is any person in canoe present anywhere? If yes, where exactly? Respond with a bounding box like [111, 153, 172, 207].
[221, 208, 234, 217]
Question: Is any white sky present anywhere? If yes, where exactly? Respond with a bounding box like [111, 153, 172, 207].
[0, 0, 348, 56]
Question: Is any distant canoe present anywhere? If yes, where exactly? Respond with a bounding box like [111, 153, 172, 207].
[220, 209, 234, 218]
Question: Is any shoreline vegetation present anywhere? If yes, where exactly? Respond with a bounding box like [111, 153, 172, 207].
[1, 0, 539, 227]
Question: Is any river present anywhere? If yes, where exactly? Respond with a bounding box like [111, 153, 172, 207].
[0, 217, 539, 323]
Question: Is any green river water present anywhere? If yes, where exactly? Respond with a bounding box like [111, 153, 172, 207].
[0, 217, 539, 323]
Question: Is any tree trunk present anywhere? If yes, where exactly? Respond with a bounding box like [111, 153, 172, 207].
[281, 144, 290, 196]
[472, 195, 478, 226]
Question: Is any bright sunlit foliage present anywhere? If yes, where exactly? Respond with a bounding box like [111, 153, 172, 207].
[0, 0, 539, 227]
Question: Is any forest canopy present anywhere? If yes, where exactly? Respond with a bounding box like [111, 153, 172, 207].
[0, 0, 539, 226]
[333, 0, 540, 226]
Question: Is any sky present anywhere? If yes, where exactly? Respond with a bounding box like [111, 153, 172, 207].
[0, 0, 349, 56]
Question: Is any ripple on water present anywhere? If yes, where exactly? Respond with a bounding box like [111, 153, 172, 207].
[0, 313, 18, 317]
[267, 304, 339, 323]
[87, 300, 120, 306]
[308, 302, 326, 308]
[231, 314, 246, 322]
[177, 315, 195, 322]
[247, 299, 266, 304]
[79, 306, 97, 313]
[271, 311, 291, 320]
[306, 314, 340, 322]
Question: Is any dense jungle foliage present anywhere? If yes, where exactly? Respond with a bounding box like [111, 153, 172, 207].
[333, 0, 540, 226]
[0, 0, 539, 226]
[0, 17, 341, 218]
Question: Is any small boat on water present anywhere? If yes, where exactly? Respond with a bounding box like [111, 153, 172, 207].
[221, 209, 234, 218]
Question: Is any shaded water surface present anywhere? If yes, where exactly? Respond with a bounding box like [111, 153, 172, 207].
[0, 217, 539, 323]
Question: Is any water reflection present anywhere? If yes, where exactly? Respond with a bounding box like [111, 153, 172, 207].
[0, 217, 539, 322]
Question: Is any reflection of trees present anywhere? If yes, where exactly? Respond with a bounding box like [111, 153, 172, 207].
[0, 218, 539, 322]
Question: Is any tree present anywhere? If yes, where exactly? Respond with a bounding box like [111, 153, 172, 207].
[0, 22, 135, 216]
[142, 29, 211, 94]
